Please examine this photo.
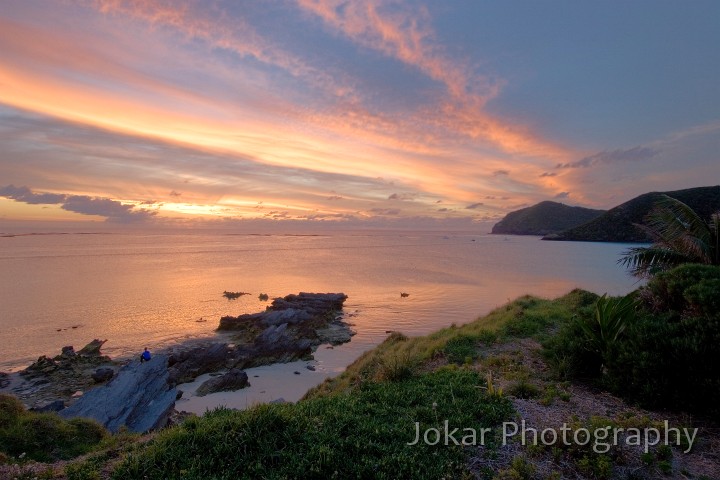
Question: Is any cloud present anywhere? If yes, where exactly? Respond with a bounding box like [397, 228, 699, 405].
[556, 146, 659, 169]
[437, 207, 449, 212]
[387, 192, 414, 201]
[492, 170, 509, 177]
[554, 192, 570, 199]
[296, 0, 569, 159]
[326, 195, 343, 200]
[465, 202, 484, 209]
[88, 0, 351, 99]
[0, 184, 156, 223]
[0, 184, 67, 204]
[539, 172, 557, 177]
[369, 207, 401, 216]
[169, 190, 182, 197]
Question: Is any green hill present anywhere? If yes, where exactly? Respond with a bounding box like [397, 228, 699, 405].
[491, 201, 605, 236]
[543, 185, 720, 242]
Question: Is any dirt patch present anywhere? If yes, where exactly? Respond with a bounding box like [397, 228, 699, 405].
[466, 338, 720, 479]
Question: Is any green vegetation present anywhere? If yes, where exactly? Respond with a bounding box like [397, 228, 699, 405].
[545, 185, 720, 242]
[577, 293, 637, 366]
[112, 368, 513, 479]
[0, 394, 107, 462]
[620, 194, 720, 277]
[544, 264, 720, 415]
[491, 200, 605, 236]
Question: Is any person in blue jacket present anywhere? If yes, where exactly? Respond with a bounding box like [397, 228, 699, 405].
[140, 347, 152, 363]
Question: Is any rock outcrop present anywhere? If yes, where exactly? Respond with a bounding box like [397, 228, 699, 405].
[9, 340, 118, 408]
[212, 292, 353, 370]
[60, 355, 176, 433]
[218, 292, 348, 330]
[196, 369, 249, 397]
[162, 293, 354, 386]
[76, 339, 109, 357]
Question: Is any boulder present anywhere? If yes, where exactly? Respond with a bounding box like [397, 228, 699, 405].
[316, 323, 356, 346]
[0, 372, 8, 389]
[91, 367, 114, 383]
[168, 343, 232, 385]
[195, 369, 249, 397]
[60, 354, 176, 433]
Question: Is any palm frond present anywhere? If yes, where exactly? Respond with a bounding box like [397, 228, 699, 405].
[618, 246, 692, 277]
[619, 195, 719, 277]
[644, 195, 712, 259]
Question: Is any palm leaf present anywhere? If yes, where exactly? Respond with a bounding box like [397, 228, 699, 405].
[619, 195, 719, 277]
[619, 246, 692, 277]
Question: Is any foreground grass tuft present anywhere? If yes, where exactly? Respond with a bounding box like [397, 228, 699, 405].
[0, 394, 108, 463]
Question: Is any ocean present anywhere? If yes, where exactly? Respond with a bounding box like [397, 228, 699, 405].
[0, 231, 640, 409]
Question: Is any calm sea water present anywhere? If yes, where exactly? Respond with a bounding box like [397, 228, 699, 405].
[0, 232, 640, 375]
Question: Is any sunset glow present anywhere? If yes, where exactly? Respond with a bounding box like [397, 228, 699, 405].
[1, 1, 718, 230]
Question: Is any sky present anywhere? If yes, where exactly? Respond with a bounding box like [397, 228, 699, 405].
[1, 0, 718, 231]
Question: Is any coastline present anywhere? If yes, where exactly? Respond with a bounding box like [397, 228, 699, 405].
[2, 288, 718, 479]
[0, 293, 357, 426]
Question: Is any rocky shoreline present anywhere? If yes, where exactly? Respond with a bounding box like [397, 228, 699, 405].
[0, 292, 354, 433]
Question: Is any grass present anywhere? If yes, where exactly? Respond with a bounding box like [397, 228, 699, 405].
[0, 394, 108, 463]
[306, 289, 595, 398]
[112, 368, 513, 479]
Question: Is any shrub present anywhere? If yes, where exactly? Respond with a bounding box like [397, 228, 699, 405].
[542, 308, 602, 379]
[604, 266, 720, 413]
[545, 293, 637, 377]
[640, 263, 720, 315]
[603, 309, 720, 413]
[579, 293, 637, 363]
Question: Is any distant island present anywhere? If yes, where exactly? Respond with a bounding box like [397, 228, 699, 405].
[544, 186, 720, 242]
[492, 186, 720, 242]
[490, 201, 605, 236]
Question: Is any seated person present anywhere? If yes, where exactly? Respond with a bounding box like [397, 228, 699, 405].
[140, 347, 152, 363]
